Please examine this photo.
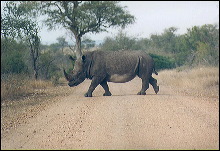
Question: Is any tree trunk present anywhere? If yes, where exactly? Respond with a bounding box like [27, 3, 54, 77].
[29, 43, 39, 80]
[74, 34, 82, 59]
[32, 55, 38, 80]
[34, 69, 38, 79]
[28, 30, 40, 80]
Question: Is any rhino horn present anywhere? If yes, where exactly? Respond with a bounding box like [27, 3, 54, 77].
[63, 69, 72, 81]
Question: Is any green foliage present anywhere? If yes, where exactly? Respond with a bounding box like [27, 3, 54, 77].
[1, 0, 218, 85]
[82, 37, 96, 50]
[1, 51, 28, 74]
[39, 1, 135, 56]
[2, 1, 41, 79]
[101, 37, 120, 51]
[149, 53, 175, 70]
[48, 43, 60, 52]
[101, 24, 219, 68]
[150, 27, 178, 53]
[56, 37, 69, 51]
[65, 55, 77, 75]
[193, 42, 218, 66]
[40, 1, 135, 33]
[1, 38, 29, 74]
[38, 51, 62, 82]
[150, 24, 219, 67]
[184, 24, 219, 66]
[101, 30, 139, 51]
[1, 1, 39, 40]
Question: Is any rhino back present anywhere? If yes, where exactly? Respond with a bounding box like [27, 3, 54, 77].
[104, 51, 140, 75]
[86, 50, 154, 82]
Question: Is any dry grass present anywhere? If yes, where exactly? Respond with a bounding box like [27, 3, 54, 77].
[1, 75, 73, 136]
[158, 66, 219, 98]
[1, 74, 54, 101]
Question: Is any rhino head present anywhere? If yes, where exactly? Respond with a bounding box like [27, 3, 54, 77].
[64, 55, 87, 87]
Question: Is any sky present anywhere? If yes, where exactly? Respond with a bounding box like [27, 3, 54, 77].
[1, 1, 219, 45]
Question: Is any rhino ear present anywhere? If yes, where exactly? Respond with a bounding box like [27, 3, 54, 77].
[82, 55, 86, 62]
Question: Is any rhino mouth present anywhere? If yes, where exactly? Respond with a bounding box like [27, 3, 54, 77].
[68, 81, 80, 87]
[68, 78, 85, 87]
[68, 83, 77, 87]
[68, 81, 76, 87]
[64, 69, 86, 87]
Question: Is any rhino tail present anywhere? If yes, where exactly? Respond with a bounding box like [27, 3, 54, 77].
[153, 67, 158, 75]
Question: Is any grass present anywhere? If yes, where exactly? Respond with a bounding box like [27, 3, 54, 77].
[1, 74, 54, 101]
[158, 66, 219, 98]
[1, 66, 219, 101]
[1, 75, 73, 137]
[1, 67, 218, 137]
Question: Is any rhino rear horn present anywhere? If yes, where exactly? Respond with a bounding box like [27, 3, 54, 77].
[63, 69, 72, 81]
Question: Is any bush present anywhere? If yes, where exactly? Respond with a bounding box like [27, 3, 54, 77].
[149, 53, 175, 70]
[1, 51, 28, 74]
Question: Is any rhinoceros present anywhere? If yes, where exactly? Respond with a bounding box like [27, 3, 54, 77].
[64, 50, 159, 97]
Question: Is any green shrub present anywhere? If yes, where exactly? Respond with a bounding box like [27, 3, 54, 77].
[1, 51, 28, 74]
[149, 53, 175, 70]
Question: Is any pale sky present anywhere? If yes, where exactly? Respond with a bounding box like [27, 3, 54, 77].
[1, 1, 219, 45]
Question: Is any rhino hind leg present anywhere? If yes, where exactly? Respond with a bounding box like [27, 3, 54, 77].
[100, 81, 112, 96]
[137, 78, 150, 95]
[149, 76, 159, 94]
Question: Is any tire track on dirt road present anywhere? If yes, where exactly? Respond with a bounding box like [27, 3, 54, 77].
[1, 78, 219, 149]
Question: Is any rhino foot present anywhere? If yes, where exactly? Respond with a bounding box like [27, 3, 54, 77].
[103, 92, 112, 96]
[154, 86, 159, 94]
[84, 92, 92, 97]
[137, 91, 146, 95]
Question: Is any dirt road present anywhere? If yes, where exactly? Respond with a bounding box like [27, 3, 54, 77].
[1, 78, 219, 150]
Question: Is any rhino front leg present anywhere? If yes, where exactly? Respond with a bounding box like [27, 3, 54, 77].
[85, 76, 103, 97]
[100, 81, 112, 96]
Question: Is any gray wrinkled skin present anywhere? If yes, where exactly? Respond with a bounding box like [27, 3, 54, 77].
[64, 50, 159, 97]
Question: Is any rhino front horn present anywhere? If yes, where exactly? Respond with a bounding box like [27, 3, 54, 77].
[63, 69, 72, 81]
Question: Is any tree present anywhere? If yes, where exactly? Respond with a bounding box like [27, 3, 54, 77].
[101, 36, 119, 51]
[161, 27, 178, 53]
[38, 51, 57, 80]
[27, 29, 41, 79]
[1, 1, 41, 79]
[185, 24, 219, 66]
[1, 38, 29, 74]
[81, 36, 96, 50]
[101, 30, 138, 51]
[150, 27, 178, 53]
[40, 1, 135, 58]
[55, 36, 69, 69]
[56, 36, 69, 53]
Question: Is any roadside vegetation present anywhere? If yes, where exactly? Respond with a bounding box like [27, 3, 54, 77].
[2, 2, 218, 141]
[1, 74, 54, 100]
[158, 66, 219, 99]
[1, 1, 219, 102]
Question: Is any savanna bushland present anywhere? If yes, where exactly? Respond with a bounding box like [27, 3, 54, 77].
[1, 1, 219, 150]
